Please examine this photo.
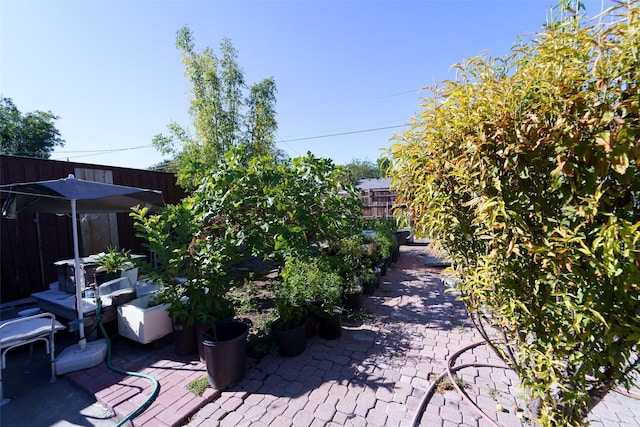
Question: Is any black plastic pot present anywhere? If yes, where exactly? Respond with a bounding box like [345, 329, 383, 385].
[391, 247, 400, 263]
[202, 321, 249, 390]
[344, 289, 363, 310]
[318, 312, 342, 340]
[172, 318, 197, 356]
[305, 315, 318, 338]
[94, 270, 120, 285]
[396, 229, 411, 245]
[362, 279, 376, 296]
[380, 263, 388, 276]
[273, 319, 307, 357]
[196, 317, 233, 363]
[195, 322, 209, 363]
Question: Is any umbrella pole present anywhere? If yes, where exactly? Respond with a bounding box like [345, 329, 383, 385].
[55, 200, 107, 375]
[71, 199, 87, 351]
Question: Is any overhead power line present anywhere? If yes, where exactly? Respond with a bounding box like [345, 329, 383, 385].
[54, 144, 154, 156]
[52, 123, 410, 160]
[278, 124, 408, 143]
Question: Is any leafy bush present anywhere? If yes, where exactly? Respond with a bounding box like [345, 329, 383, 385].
[190, 145, 364, 264]
[133, 146, 364, 327]
[387, 2, 639, 425]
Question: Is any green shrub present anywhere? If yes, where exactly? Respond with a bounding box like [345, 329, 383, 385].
[387, 2, 640, 425]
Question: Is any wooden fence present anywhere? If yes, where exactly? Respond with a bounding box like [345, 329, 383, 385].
[360, 188, 398, 219]
[0, 155, 186, 302]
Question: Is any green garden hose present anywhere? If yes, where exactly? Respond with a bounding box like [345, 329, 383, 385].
[96, 298, 160, 427]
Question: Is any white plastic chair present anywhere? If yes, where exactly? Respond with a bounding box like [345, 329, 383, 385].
[0, 312, 65, 405]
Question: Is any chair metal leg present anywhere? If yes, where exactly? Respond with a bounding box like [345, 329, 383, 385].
[0, 354, 7, 406]
[49, 332, 56, 383]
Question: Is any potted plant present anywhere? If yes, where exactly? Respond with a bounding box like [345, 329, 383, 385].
[370, 219, 397, 275]
[331, 234, 368, 310]
[272, 256, 312, 357]
[93, 246, 134, 285]
[131, 204, 200, 355]
[343, 280, 363, 310]
[189, 274, 235, 363]
[306, 255, 344, 340]
[358, 266, 378, 296]
[188, 243, 248, 389]
[201, 319, 249, 390]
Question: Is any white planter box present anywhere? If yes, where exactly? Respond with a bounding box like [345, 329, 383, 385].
[121, 264, 139, 287]
[117, 294, 172, 344]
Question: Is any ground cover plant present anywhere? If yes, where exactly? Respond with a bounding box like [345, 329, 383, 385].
[387, 2, 639, 425]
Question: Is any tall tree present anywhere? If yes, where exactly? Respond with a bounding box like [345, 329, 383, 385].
[154, 26, 278, 189]
[0, 96, 64, 158]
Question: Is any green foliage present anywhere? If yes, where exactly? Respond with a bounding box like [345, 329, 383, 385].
[187, 376, 209, 396]
[189, 145, 364, 264]
[93, 246, 132, 274]
[133, 144, 364, 326]
[282, 255, 343, 316]
[387, 2, 639, 426]
[131, 203, 197, 286]
[0, 96, 64, 158]
[246, 314, 278, 359]
[377, 158, 390, 176]
[312, 257, 344, 315]
[153, 26, 278, 190]
[131, 203, 205, 323]
[365, 218, 398, 261]
[357, 266, 377, 285]
[331, 234, 369, 284]
[342, 158, 382, 182]
[277, 257, 314, 328]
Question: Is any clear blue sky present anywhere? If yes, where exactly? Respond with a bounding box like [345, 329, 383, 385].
[1, 0, 607, 170]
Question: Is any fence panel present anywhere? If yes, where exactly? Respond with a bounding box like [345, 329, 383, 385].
[0, 155, 185, 302]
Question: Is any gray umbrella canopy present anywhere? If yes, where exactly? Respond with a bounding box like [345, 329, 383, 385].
[2, 174, 165, 218]
[1, 174, 165, 350]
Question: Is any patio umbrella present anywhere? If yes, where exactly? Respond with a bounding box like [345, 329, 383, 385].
[1, 174, 165, 351]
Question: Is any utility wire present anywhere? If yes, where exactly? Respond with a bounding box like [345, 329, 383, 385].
[278, 124, 408, 143]
[54, 144, 154, 156]
[53, 123, 410, 160]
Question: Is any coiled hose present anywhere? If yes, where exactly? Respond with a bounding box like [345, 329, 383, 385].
[96, 297, 160, 427]
[410, 340, 506, 427]
[411, 340, 640, 427]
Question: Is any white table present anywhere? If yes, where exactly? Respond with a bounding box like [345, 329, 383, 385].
[31, 289, 102, 320]
[31, 279, 129, 333]
[53, 254, 144, 293]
